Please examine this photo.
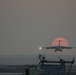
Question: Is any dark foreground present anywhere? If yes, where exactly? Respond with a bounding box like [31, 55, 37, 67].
[0, 65, 76, 75]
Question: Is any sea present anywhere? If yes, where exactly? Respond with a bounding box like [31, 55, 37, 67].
[0, 73, 23, 75]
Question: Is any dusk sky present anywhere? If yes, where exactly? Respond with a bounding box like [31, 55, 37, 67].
[0, 0, 76, 55]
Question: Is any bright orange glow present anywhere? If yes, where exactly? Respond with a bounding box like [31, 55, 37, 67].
[51, 37, 69, 46]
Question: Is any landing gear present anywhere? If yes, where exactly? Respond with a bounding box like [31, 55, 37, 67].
[55, 50, 57, 52]
[60, 50, 62, 52]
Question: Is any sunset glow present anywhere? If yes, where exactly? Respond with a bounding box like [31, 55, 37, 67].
[51, 37, 69, 46]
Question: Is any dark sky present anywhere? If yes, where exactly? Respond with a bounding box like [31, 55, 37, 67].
[0, 0, 76, 55]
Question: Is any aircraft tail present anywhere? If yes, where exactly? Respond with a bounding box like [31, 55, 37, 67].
[59, 40, 61, 46]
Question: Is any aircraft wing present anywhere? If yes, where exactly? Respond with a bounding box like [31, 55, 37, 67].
[39, 46, 76, 50]
[39, 46, 56, 49]
[60, 46, 76, 49]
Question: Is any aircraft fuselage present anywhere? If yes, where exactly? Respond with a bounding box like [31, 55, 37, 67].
[55, 46, 62, 52]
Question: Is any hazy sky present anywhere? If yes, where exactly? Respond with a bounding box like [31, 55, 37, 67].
[0, 0, 76, 55]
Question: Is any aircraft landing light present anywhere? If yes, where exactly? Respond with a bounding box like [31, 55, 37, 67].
[39, 47, 42, 50]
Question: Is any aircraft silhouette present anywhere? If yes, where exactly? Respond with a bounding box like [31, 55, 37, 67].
[39, 40, 75, 52]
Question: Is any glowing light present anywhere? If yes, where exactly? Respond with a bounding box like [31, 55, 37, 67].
[51, 37, 69, 46]
[39, 47, 42, 49]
